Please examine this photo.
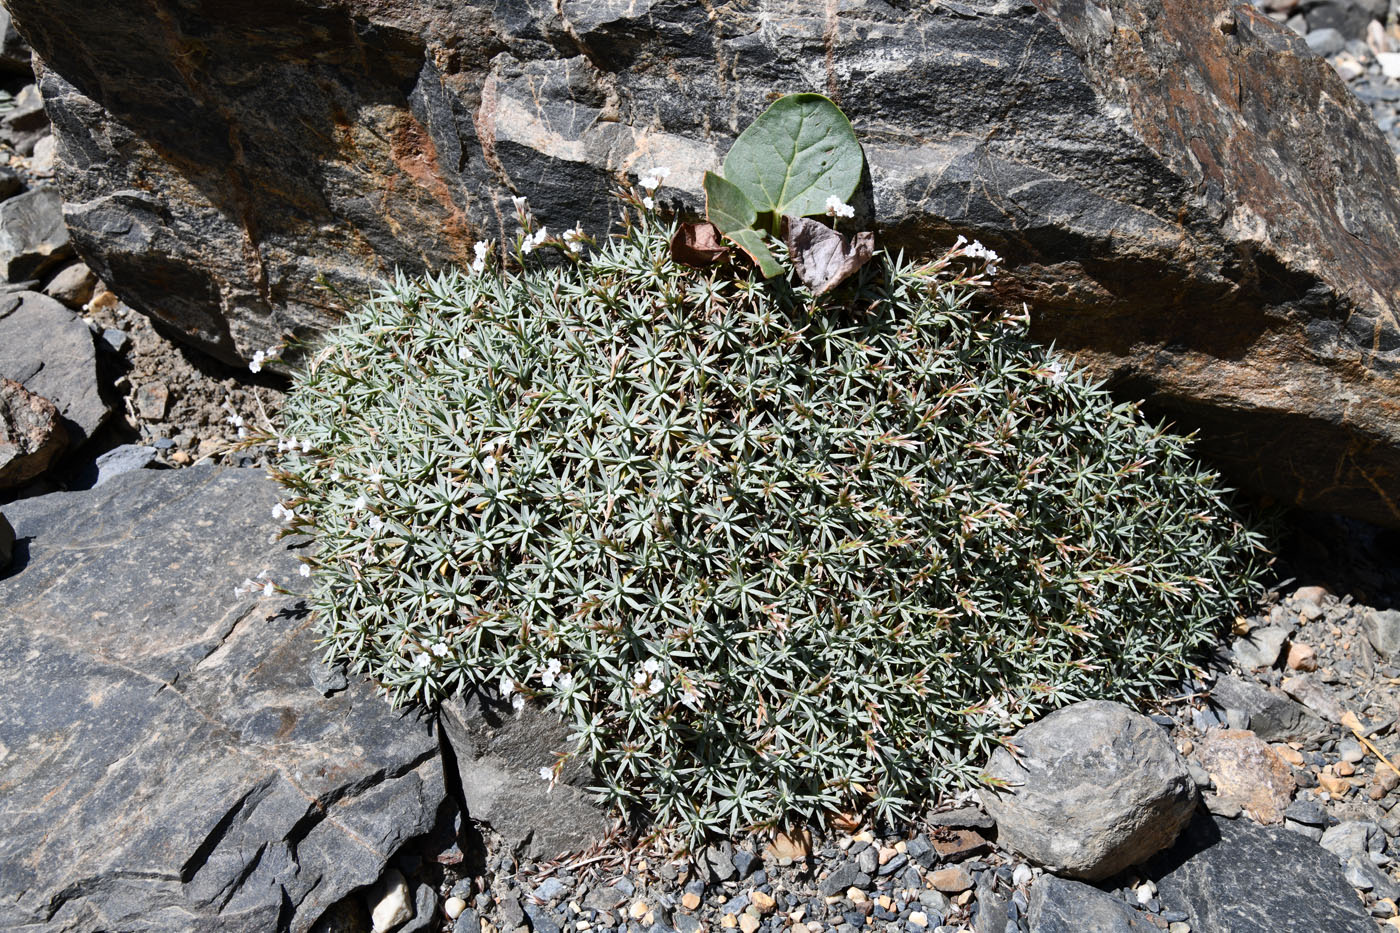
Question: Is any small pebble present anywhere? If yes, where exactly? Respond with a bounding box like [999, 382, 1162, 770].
[447, 897, 468, 920]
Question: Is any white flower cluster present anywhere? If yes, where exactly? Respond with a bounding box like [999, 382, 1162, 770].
[639, 166, 670, 191]
[824, 195, 855, 219]
[234, 569, 275, 598]
[276, 436, 313, 454]
[248, 344, 280, 374]
[498, 674, 526, 712]
[953, 234, 1002, 275]
[632, 657, 664, 695]
[471, 240, 490, 273]
[223, 401, 248, 439]
[1043, 358, 1068, 384]
[521, 226, 549, 255]
[562, 223, 585, 254]
[271, 502, 297, 523]
[638, 166, 669, 212]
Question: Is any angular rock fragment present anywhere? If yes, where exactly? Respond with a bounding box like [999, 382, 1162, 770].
[1208, 673, 1328, 744]
[0, 186, 69, 279]
[440, 692, 610, 859]
[0, 376, 66, 488]
[1027, 875, 1158, 933]
[1192, 729, 1295, 824]
[980, 701, 1197, 880]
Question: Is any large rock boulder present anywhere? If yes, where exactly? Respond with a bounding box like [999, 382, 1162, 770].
[979, 700, 1197, 881]
[7, 0, 1400, 522]
[0, 467, 452, 932]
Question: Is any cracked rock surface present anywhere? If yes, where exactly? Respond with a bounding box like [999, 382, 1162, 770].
[0, 466, 451, 932]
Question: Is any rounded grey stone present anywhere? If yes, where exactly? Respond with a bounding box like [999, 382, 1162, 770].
[979, 700, 1197, 881]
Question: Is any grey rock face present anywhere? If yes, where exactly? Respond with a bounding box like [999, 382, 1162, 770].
[0, 290, 109, 445]
[9, 0, 1400, 522]
[1364, 609, 1400, 657]
[1207, 673, 1328, 744]
[440, 692, 609, 859]
[0, 186, 69, 279]
[0, 467, 451, 933]
[1153, 811, 1374, 933]
[979, 700, 1197, 881]
[0, 510, 11, 570]
[1027, 875, 1157, 933]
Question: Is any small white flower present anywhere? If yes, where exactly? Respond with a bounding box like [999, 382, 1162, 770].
[643, 658, 660, 675]
[457, 344, 470, 360]
[633, 669, 648, 685]
[824, 195, 854, 219]
[1044, 359, 1067, 384]
[299, 564, 311, 578]
[271, 503, 296, 522]
[539, 766, 554, 782]
[367, 471, 385, 484]
[368, 516, 385, 533]
[249, 350, 265, 374]
[640, 167, 670, 190]
[413, 652, 430, 669]
[499, 674, 515, 696]
[261, 580, 275, 597]
[648, 680, 662, 695]
[352, 495, 368, 511]
[642, 196, 654, 211]
[567, 240, 581, 254]
[511, 693, 525, 711]
[225, 412, 245, 428]
[556, 672, 574, 691]
[512, 195, 528, 212]
[483, 455, 497, 474]
[472, 240, 490, 273]
[237, 426, 248, 439]
[300, 438, 313, 454]
[431, 642, 449, 658]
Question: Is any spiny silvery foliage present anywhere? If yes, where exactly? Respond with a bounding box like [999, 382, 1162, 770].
[274, 209, 1265, 843]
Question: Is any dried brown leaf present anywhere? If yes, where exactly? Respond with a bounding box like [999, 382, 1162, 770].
[670, 220, 730, 267]
[782, 216, 874, 295]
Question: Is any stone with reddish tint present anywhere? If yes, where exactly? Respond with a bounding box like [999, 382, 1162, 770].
[0, 377, 66, 488]
[1193, 729, 1296, 824]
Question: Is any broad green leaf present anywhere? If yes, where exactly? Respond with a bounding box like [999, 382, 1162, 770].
[703, 171, 756, 234]
[705, 172, 783, 278]
[722, 93, 862, 221]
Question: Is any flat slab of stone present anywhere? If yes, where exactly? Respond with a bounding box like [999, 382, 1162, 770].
[0, 290, 110, 444]
[0, 467, 449, 932]
[1151, 811, 1374, 932]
